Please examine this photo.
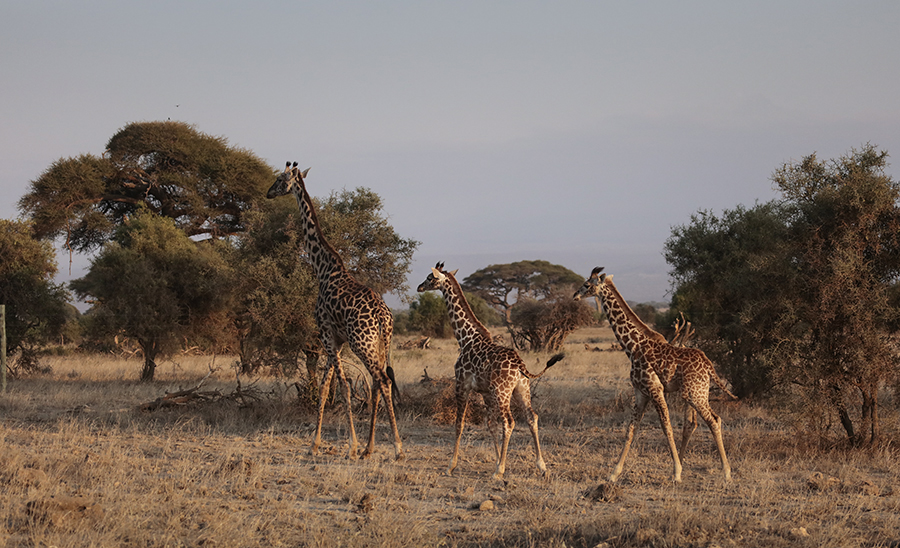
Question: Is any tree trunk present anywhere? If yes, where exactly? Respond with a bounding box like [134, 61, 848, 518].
[139, 338, 159, 382]
[303, 348, 320, 394]
[830, 384, 857, 444]
[859, 384, 879, 444]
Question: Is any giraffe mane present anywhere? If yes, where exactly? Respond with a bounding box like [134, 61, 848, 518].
[603, 274, 667, 343]
[444, 269, 493, 341]
[288, 164, 346, 271]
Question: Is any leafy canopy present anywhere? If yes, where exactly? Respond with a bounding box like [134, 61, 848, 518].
[462, 259, 584, 320]
[0, 219, 70, 372]
[666, 145, 900, 443]
[462, 260, 590, 351]
[71, 210, 234, 381]
[19, 121, 273, 252]
[232, 186, 419, 374]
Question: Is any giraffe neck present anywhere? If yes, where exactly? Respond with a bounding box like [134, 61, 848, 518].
[598, 279, 666, 354]
[291, 185, 345, 282]
[439, 274, 492, 347]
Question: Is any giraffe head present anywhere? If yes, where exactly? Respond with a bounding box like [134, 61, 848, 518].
[266, 161, 311, 199]
[416, 262, 458, 292]
[573, 266, 609, 300]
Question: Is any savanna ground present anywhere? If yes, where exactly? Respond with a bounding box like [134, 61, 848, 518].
[1, 327, 899, 548]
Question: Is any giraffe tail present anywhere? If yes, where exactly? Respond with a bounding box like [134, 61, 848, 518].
[710, 366, 738, 400]
[386, 364, 401, 405]
[377, 316, 401, 407]
[520, 352, 565, 379]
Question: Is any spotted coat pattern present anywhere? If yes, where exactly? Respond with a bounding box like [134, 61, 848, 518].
[418, 263, 563, 480]
[267, 163, 402, 460]
[574, 267, 733, 483]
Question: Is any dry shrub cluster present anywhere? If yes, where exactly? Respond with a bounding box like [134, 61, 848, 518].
[0, 329, 898, 547]
[402, 375, 488, 426]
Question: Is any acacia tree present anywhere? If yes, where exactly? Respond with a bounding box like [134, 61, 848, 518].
[774, 146, 900, 444]
[406, 290, 500, 338]
[233, 187, 419, 386]
[462, 260, 585, 323]
[665, 202, 796, 397]
[71, 211, 234, 381]
[18, 120, 273, 253]
[510, 291, 594, 352]
[666, 145, 900, 443]
[463, 260, 589, 350]
[317, 188, 418, 296]
[0, 220, 70, 374]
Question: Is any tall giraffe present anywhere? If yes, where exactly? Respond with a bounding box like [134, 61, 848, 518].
[267, 162, 402, 460]
[574, 267, 734, 483]
[417, 263, 564, 480]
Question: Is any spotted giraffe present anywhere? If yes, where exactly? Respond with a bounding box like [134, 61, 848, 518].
[267, 162, 402, 460]
[574, 267, 735, 483]
[418, 263, 564, 480]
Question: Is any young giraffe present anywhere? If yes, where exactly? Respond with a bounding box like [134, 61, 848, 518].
[574, 267, 735, 483]
[267, 162, 402, 460]
[417, 263, 564, 480]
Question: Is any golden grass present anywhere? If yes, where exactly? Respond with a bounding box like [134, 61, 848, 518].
[0, 328, 898, 547]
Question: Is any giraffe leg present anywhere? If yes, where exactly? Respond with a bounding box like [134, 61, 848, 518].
[360, 373, 404, 461]
[381, 375, 404, 460]
[514, 381, 547, 476]
[649, 386, 682, 483]
[447, 387, 470, 476]
[485, 410, 500, 461]
[679, 404, 698, 463]
[311, 364, 336, 456]
[492, 395, 514, 481]
[334, 362, 359, 459]
[360, 376, 381, 460]
[609, 390, 650, 483]
[692, 401, 732, 482]
[494, 407, 516, 480]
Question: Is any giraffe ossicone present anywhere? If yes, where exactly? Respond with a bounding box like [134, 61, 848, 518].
[574, 266, 735, 484]
[418, 262, 564, 480]
[267, 162, 403, 460]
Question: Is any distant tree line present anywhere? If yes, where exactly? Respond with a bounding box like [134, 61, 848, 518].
[399, 259, 597, 352]
[7, 122, 899, 445]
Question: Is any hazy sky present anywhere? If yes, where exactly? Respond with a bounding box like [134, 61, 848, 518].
[3, 1, 899, 306]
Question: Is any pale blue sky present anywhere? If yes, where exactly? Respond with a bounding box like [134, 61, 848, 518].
[2, 1, 899, 305]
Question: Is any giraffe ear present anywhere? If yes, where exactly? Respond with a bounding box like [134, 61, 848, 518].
[301, 167, 310, 178]
[431, 267, 445, 279]
[605, 274, 613, 281]
[448, 269, 458, 277]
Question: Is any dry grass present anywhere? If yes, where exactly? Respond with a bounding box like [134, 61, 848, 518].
[0, 328, 898, 547]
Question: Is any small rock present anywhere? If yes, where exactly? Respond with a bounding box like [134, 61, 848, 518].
[478, 500, 494, 512]
[789, 527, 810, 538]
